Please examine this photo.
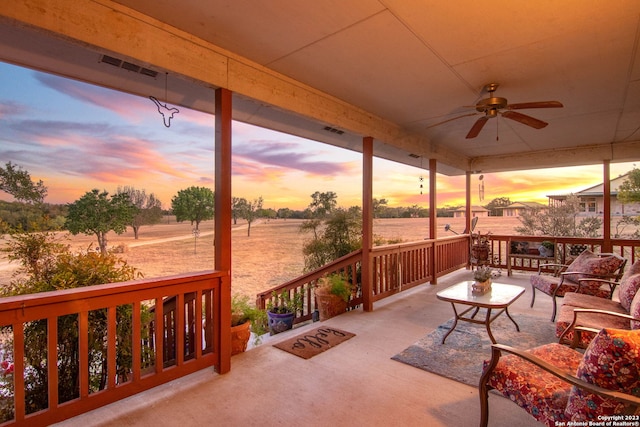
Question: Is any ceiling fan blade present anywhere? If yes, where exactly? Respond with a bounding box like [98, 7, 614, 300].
[501, 111, 548, 129]
[465, 116, 489, 139]
[426, 112, 478, 129]
[507, 101, 563, 109]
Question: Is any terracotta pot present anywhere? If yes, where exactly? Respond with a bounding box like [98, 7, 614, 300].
[315, 288, 348, 321]
[230, 321, 251, 355]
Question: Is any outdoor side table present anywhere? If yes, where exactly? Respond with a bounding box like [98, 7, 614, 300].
[436, 281, 525, 344]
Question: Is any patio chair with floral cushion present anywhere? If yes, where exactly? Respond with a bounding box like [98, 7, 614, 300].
[556, 260, 640, 348]
[530, 250, 627, 321]
[479, 328, 640, 427]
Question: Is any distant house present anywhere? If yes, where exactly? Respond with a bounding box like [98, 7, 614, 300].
[547, 173, 640, 216]
[453, 206, 489, 218]
[501, 201, 547, 217]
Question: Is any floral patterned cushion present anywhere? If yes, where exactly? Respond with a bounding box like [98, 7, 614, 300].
[565, 328, 640, 421]
[619, 273, 640, 312]
[530, 275, 611, 299]
[621, 260, 640, 281]
[563, 251, 625, 297]
[630, 291, 640, 330]
[485, 343, 583, 427]
[556, 304, 630, 348]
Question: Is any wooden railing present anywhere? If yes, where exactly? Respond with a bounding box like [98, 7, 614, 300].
[256, 235, 469, 318]
[0, 271, 229, 427]
[487, 235, 640, 275]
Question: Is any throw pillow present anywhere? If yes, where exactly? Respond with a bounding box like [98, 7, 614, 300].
[564, 251, 624, 291]
[619, 273, 640, 312]
[630, 290, 640, 330]
[565, 328, 640, 421]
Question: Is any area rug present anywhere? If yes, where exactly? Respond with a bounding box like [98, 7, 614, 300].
[273, 327, 355, 359]
[391, 312, 557, 387]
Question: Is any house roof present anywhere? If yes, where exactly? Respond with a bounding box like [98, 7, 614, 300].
[455, 206, 489, 212]
[502, 201, 547, 209]
[1, 2, 639, 176]
[547, 173, 632, 198]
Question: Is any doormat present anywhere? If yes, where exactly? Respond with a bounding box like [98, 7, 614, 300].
[273, 327, 355, 359]
[391, 312, 556, 387]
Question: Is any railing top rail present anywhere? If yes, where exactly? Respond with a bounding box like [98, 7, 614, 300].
[0, 270, 223, 312]
[256, 250, 363, 299]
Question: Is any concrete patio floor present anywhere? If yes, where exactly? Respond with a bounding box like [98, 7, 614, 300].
[55, 269, 557, 427]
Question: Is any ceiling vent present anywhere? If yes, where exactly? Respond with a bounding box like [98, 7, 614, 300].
[100, 55, 158, 78]
[408, 153, 420, 159]
[323, 126, 344, 135]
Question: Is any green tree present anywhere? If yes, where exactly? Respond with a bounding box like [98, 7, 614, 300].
[1, 230, 146, 419]
[116, 186, 163, 239]
[237, 197, 263, 237]
[300, 208, 362, 271]
[0, 162, 47, 204]
[308, 191, 337, 218]
[484, 197, 511, 217]
[618, 168, 640, 204]
[65, 189, 135, 254]
[171, 186, 215, 231]
[372, 198, 388, 218]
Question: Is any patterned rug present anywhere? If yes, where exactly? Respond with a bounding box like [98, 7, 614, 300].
[273, 327, 355, 359]
[391, 312, 557, 387]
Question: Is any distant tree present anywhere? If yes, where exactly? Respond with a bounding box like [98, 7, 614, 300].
[231, 197, 244, 225]
[618, 168, 640, 204]
[171, 186, 215, 231]
[237, 197, 263, 237]
[484, 197, 511, 217]
[261, 207, 277, 220]
[0, 162, 47, 204]
[372, 198, 388, 218]
[116, 186, 163, 239]
[277, 208, 293, 219]
[65, 189, 135, 254]
[515, 194, 601, 237]
[308, 191, 337, 218]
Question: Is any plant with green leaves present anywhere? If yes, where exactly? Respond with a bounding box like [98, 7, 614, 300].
[316, 273, 352, 302]
[231, 294, 268, 343]
[267, 288, 304, 314]
[473, 266, 493, 283]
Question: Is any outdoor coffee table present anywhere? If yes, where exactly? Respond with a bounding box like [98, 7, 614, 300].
[436, 281, 525, 344]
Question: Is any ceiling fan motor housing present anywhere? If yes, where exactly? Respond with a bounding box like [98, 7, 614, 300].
[476, 97, 508, 114]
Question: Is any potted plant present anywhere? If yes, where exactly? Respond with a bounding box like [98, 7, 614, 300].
[314, 273, 352, 321]
[472, 266, 493, 294]
[266, 288, 304, 335]
[539, 240, 554, 257]
[231, 294, 268, 355]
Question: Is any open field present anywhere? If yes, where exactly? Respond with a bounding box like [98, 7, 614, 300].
[0, 216, 522, 299]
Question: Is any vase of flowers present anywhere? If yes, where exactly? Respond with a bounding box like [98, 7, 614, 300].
[472, 266, 493, 294]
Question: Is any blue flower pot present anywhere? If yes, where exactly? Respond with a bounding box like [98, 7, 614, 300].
[267, 311, 294, 335]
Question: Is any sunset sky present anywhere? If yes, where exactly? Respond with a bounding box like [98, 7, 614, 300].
[1, 61, 637, 211]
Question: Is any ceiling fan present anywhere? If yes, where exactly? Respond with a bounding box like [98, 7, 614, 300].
[429, 83, 563, 139]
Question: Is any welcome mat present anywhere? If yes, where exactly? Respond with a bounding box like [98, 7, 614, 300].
[273, 327, 355, 359]
[391, 312, 557, 387]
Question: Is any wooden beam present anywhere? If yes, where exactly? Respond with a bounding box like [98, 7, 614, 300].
[429, 159, 437, 284]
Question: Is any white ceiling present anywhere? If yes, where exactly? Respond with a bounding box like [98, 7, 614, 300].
[2, 1, 640, 175]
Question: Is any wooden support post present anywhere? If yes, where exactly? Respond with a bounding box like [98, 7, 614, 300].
[429, 159, 437, 285]
[362, 137, 374, 311]
[603, 160, 612, 253]
[215, 87, 232, 374]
